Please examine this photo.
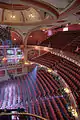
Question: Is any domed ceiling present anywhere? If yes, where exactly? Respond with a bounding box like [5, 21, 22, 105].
[3, 8, 42, 23]
[0, 0, 79, 25]
[0, 7, 50, 24]
[0, 0, 58, 25]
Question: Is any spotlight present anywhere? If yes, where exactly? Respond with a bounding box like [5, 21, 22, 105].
[13, 15, 16, 18]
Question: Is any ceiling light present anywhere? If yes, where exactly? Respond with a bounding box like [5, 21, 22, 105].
[30, 35, 32, 37]
[29, 14, 34, 18]
[14, 38, 16, 41]
[10, 15, 16, 19]
[31, 15, 34, 18]
[42, 29, 45, 31]
[13, 15, 16, 18]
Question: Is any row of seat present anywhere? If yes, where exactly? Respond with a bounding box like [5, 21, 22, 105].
[0, 68, 77, 119]
[26, 96, 75, 120]
[31, 52, 61, 67]
[0, 69, 62, 109]
[31, 52, 80, 104]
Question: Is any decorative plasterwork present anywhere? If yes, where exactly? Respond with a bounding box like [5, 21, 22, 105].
[0, 7, 58, 25]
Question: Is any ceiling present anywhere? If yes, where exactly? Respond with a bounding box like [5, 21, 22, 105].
[0, 0, 74, 9]
[0, 0, 80, 45]
[0, 0, 79, 26]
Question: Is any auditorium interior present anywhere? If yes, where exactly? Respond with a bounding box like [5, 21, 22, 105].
[0, 0, 80, 120]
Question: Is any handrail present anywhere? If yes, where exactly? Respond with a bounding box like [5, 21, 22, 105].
[0, 112, 48, 120]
